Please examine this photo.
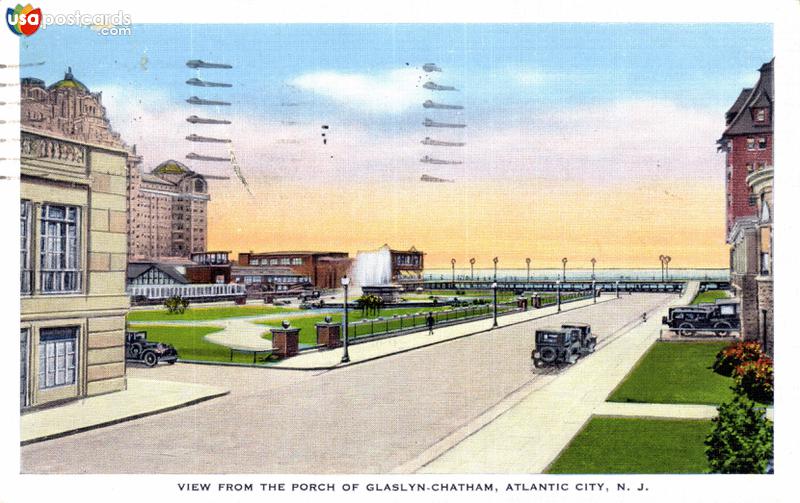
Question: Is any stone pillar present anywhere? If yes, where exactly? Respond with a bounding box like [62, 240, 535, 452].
[531, 294, 542, 308]
[315, 321, 341, 349]
[517, 297, 528, 311]
[271, 322, 300, 358]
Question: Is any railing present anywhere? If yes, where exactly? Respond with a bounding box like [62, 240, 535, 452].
[127, 283, 246, 301]
[346, 303, 517, 341]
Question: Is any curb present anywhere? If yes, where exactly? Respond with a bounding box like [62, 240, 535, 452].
[21, 390, 230, 446]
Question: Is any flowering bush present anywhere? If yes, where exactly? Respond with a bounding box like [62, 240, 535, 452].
[735, 355, 774, 404]
[712, 341, 763, 376]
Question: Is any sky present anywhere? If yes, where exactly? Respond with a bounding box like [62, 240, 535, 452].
[20, 23, 773, 268]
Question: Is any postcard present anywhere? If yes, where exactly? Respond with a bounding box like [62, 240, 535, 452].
[1, 0, 798, 502]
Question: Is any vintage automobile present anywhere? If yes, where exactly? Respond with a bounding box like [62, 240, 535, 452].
[661, 299, 740, 336]
[125, 330, 179, 367]
[531, 323, 595, 368]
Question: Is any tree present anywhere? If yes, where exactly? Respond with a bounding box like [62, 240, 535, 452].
[705, 384, 773, 473]
[356, 294, 384, 317]
[164, 295, 189, 314]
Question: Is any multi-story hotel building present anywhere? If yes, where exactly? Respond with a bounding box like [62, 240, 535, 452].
[128, 159, 210, 260]
[20, 70, 133, 409]
[719, 59, 774, 351]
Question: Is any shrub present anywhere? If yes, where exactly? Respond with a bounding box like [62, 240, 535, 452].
[712, 341, 763, 376]
[735, 355, 774, 404]
[705, 384, 773, 473]
[164, 295, 189, 314]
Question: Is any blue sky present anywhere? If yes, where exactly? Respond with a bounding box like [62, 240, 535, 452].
[22, 23, 772, 120]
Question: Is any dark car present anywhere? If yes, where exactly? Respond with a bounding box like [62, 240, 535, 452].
[661, 299, 740, 336]
[531, 324, 595, 368]
[125, 331, 178, 367]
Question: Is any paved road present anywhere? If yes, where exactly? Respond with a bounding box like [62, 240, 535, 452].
[21, 293, 673, 474]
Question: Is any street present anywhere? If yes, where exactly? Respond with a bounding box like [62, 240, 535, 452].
[21, 293, 673, 473]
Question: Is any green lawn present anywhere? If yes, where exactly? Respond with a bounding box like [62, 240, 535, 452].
[608, 342, 734, 405]
[691, 290, 729, 305]
[127, 304, 297, 322]
[546, 417, 713, 474]
[126, 324, 269, 364]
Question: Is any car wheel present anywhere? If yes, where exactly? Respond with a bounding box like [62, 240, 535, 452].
[714, 322, 731, 337]
[586, 340, 597, 353]
[678, 322, 695, 337]
[129, 344, 142, 358]
[142, 352, 158, 367]
[539, 347, 557, 363]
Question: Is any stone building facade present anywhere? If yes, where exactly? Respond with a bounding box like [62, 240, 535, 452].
[718, 59, 774, 353]
[748, 167, 773, 355]
[128, 159, 209, 260]
[20, 70, 132, 409]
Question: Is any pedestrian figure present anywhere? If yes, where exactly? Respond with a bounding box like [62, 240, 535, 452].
[642, 312, 647, 323]
[426, 312, 435, 335]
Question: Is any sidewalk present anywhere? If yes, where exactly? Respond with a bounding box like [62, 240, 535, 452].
[21, 378, 229, 445]
[269, 295, 616, 370]
[410, 282, 699, 473]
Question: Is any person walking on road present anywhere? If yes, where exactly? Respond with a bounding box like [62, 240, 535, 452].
[426, 312, 435, 335]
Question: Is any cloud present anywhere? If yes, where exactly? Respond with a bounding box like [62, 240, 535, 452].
[290, 68, 428, 114]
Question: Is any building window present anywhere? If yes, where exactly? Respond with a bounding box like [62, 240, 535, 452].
[746, 163, 753, 174]
[21, 201, 32, 294]
[291, 258, 303, 265]
[746, 138, 756, 151]
[269, 258, 278, 265]
[280, 258, 291, 265]
[40, 205, 81, 293]
[748, 194, 757, 206]
[755, 108, 766, 122]
[758, 137, 768, 150]
[38, 327, 78, 389]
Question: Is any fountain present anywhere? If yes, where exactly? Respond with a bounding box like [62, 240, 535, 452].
[352, 245, 404, 303]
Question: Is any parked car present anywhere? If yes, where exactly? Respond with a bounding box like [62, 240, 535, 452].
[125, 331, 178, 367]
[661, 299, 740, 336]
[531, 323, 595, 368]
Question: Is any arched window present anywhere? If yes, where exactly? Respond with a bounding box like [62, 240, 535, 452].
[194, 179, 205, 192]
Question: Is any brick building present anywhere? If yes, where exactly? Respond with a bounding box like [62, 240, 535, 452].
[128, 159, 210, 260]
[236, 251, 351, 289]
[718, 59, 774, 352]
[390, 246, 425, 282]
[20, 70, 132, 409]
[719, 59, 773, 238]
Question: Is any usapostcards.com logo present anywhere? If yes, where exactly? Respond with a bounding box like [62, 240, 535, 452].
[6, 4, 42, 36]
[6, 4, 132, 37]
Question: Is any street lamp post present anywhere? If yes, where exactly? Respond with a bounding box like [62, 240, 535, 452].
[664, 256, 671, 281]
[491, 281, 498, 327]
[451, 258, 456, 284]
[493, 256, 499, 281]
[659, 254, 665, 282]
[556, 280, 562, 312]
[470, 258, 475, 281]
[526, 257, 531, 282]
[592, 280, 597, 304]
[561, 257, 568, 282]
[615, 280, 620, 299]
[340, 276, 350, 363]
[591, 258, 596, 280]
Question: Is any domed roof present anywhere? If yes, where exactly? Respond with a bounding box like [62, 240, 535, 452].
[48, 67, 89, 92]
[153, 159, 191, 175]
